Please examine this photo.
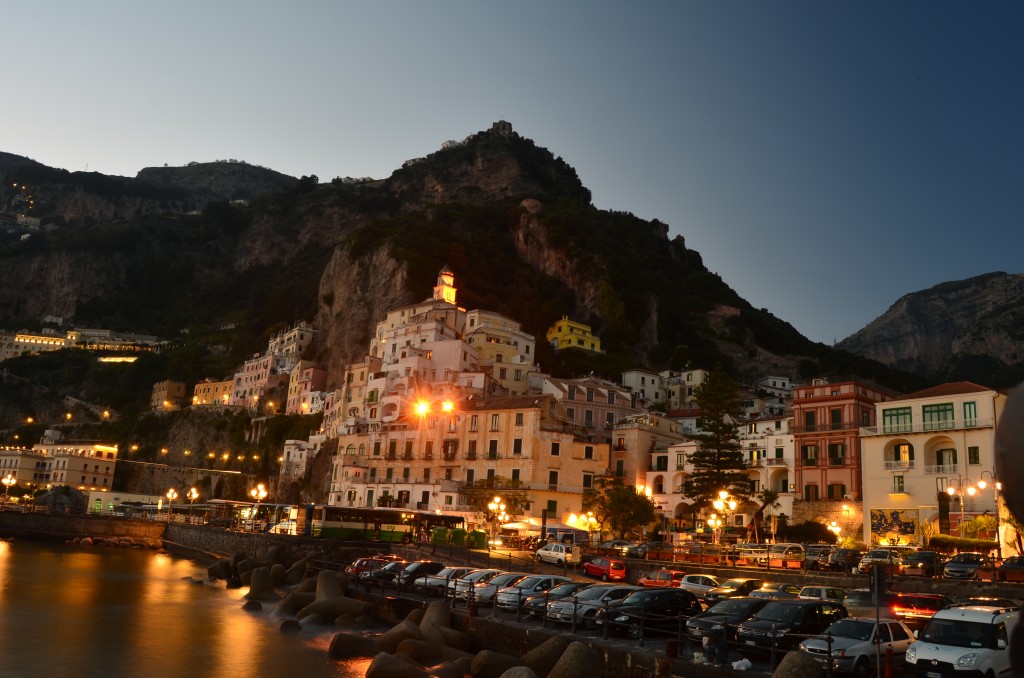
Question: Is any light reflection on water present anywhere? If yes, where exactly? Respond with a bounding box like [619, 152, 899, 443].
[0, 540, 371, 678]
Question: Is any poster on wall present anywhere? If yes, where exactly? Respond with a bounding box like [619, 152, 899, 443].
[869, 508, 920, 546]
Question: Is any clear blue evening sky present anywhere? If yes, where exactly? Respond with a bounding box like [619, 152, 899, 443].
[4, 2, 1021, 345]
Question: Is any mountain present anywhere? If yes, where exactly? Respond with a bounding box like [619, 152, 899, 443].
[0, 122, 930, 426]
[837, 272, 1024, 388]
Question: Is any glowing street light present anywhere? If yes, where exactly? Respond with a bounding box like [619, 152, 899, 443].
[166, 488, 178, 518]
[946, 478, 977, 537]
[487, 495, 507, 549]
[712, 490, 737, 545]
[186, 487, 199, 516]
[250, 483, 268, 531]
[2, 473, 16, 502]
[977, 471, 1003, 560]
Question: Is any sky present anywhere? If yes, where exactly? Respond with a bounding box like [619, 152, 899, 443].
[4, 2, 1022, 345]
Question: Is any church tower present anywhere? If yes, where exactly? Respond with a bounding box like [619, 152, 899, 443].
[433, 265, 457, 305]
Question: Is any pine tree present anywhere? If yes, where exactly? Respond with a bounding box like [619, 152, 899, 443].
[682, 369, 749, 512]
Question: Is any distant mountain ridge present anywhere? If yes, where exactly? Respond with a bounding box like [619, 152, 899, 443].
[837, 272, 1024, 387]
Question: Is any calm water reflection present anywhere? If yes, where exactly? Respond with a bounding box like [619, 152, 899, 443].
[0, 540, 371, 678]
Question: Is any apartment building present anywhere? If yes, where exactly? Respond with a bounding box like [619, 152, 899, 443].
[860, 382, 1006, 547]
[546, 315, 602, 353]
[540, 375, 640, 444]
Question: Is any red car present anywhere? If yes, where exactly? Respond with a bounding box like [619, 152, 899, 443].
[637, 569, 687, 587]
[581, 556, 627, 582]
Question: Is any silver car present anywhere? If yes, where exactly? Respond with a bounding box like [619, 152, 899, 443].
[494, 574, 571, 610]
[414, 566, 474, 594]
[546, 583, 640, 629]
[678, 574, 721, 600]
[448, 568, 502, 599]
[799, 617, 915, 677]
[466, 571, 530, 603]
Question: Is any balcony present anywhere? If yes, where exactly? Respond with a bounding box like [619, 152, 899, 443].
[883, 460, 916, 471]
[860, 417, 994, 436]
[765, 458, 788, 467]
[925, 464, 958, 475]
[466, 452, 477, 461]
[799, 458, 818, 467]
[828, 456, 846, 466]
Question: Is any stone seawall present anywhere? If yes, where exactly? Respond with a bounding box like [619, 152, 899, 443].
[0, 510, 165, 541]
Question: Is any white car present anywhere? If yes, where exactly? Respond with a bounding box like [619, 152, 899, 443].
[799, 617, 915, 676]
[494, 574, 571, 610]
[448, 568, 502, 599]
[413, 566, 474, 594]
[905, 605, 1018, 676]
[798, 585, 847, 603]
[678, 573, 721, 600]
[536, 543, 576, 565]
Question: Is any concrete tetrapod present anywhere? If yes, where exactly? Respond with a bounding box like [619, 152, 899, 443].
[365, 652, 430, 678]
[546, 641, 600, 678]
[244, 566, 281, 601]
[772, 650, 821, 678]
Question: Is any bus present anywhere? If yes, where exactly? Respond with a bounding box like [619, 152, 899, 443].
[308, 505, 465, 542]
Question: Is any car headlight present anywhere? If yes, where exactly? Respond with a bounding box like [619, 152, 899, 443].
[906, 646, 917, 663]
[772, 627, 791, 637]
[614, 615, 630, 622]
[956, 653, 980, 668]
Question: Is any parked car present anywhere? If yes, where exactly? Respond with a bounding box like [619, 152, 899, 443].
[521, 581, 592, 618]
[595, 540, 633, 555]
[536, 543, 576, 565]
[736, 600, 848, 655]
[580, 556, 627, 582]
[396, 560, 445, 588]
[595, 588, 703, 639]
[344, 556, 391, 577]
[546, 583, 641, 629]
[906, 605, 1019, 678]
[704, 578, 765, 606]
[943, 552, 995, 580]
[996, 555, 1024, 582]
[359, 559, 409, 584]
[494, 574, 572, 610]
[448, 568, 503, 599]
[843, 588, 899, 618]
[891, 593, 954, 631]
[638, 569, 687, 587]
[750, 582, 801, 600]
[798, 585, 847, 603]
[685, 596, 769, 644]
[760, 543, 805, 565]
[947, 596, 1020, 610]
[467, 571, 530, 603]
[805, 545, 834, 571]
[678, 573, 722, 600]
[826, 548, 866, 572]
[413, 566, 474, 594]
[903, 550, 944, 577]
[626, 541, 675, 560]
[799, 617, 915, 677]
[857, 548, 907, 575]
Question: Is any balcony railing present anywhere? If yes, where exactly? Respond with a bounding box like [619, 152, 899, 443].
[799, 458, 818, 467]
[765, 458, 788, 467]
[828, 456, 846, 466]
[860, 417, 994, 436]
[883, 460, 916, 471]
[925, 463, 958, 475]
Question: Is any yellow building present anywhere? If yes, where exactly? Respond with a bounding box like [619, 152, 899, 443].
[151, 380, 187, 411]
[192, 378, 235, 407]
[546, 316, 602, 353]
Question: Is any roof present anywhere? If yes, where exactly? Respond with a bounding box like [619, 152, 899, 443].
[933, 606, 1019, 622]
[895, 381, 994, 401]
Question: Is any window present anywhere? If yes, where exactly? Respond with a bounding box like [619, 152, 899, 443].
[490, 414, 500, 431]
[586, 389, 594, 402]
[513, 438, 523, 455]
[499, 368, 507, 379]
[893, 476, 905, 493]
[551, 442, 560, 456]
[775, 447, 784, 459]
[566, 407, 575, 421]
[423, 468, 430, 481]
[968, 446, 980, 465]
[470, 415, 478, 432]
[424, 441, 433, 457]
[827, 443, 846, 464]
[373, 441, 381, 456]
[882, 407, 912, 434]
[388, 440, 397, 457]
[466, 469, 474, 484]
[488, 439, 498, 459]
[606, 412, 614, 428]
[804, 411, 816, 432]
[467, 440, 477, 457]
[584, 445, 594, 460]
[584, 410, 594, 427]
[404, 440, 413, 456]
[922, 403, 955, 431]
[568, 386, 576, 400]
[803, 484, 819, 500]
[547, 500, 557, 515]
[385, 467, 393, 479]
[801, 445, 819, 464]
[444, 495, 453, 505]
[402, 467, 410, 479]
[830, 409, 842, 430]
[964, 401, 978, 427]
[827, 483, 846, 499]
[514, 369, 522, 381]
[486, 468, 495, 480]
[607, 392, 615, 405]
[511, 469, 520, 481]
[583, 473, 593, 489]
[615, 459, 624, 477]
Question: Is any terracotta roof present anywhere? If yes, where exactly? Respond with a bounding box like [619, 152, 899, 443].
[895, 382, 993, 401]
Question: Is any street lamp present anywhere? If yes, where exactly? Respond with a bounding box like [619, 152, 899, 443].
[707, 514, 722, 544]
[712, 490, 737, 546]
[487, 495, 506, 549]
[166, 488, 177, 519]
[946, 478, 977, 537]
[186, 487, 199, 517]
[977, 472, 1003, 560]
[250, 483, 267, 531]
[2, 473, 15, 502]
[582, 511, 598, 546]
[828, 521, 842, 539]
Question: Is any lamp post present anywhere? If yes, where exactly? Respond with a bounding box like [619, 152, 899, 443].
[487, 496, 506, 550]
[707, 514, 722, 544]
[186, 487, 199, 517]
[712, 490, 737, 546]
[946, 478, 977, 538]
[2, 473, 15, 502]
[977, 472, 1003, 560]
[250, 483, 267, 531]
[166, 488, 177, 520]
[583, 511, 597, 546]
[828, 521, 842, 540]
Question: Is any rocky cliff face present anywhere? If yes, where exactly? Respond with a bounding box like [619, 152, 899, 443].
[838, 272, 1024, 379]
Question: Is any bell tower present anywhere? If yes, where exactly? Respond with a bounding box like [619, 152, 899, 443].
[433, 265, 457, 305]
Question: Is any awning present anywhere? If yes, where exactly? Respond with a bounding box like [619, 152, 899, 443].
[501, 521, 541, 532]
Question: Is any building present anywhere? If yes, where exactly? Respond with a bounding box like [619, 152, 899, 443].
[546, 316, 602, 353]
[791, 377, 895, 503]
[859, 382, 1008, 548]
[285, 361, 328, 415]
[0, 329, 70, 361]
[464, 309, 537, 395]
[151, 380, 187, 411]
[191, 378, 235, 407]
[621, 368, 665, 404]
[540, 375, 640, 443]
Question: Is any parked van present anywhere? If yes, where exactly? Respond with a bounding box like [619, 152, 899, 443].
[906, 605, 1018, 675]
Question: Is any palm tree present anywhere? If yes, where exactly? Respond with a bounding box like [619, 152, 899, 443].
[749, 489, 781, 543]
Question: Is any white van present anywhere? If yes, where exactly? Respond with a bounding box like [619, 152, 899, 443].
[535, 542, 577, 565]
[905, 605, 1018, 675]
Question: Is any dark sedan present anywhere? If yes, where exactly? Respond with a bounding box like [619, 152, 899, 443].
[685, 596, 769, 643]
[595, 588, 703, 639]
[996, 555, 1024, 582]
[942, 552, 994, 580]
[359, 560, 409, 584]
[736, 600, 847, 655]
[704, 578, 765, 606]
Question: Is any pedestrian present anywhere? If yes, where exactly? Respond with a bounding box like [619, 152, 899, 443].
[703, 623, 728, 668]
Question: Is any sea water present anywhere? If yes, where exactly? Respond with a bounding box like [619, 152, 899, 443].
[0, 540, 371, 678]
